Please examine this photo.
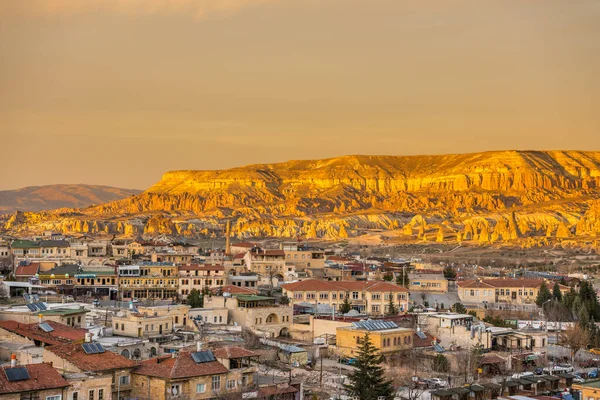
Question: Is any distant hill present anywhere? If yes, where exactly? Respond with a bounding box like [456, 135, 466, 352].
[0, 184, 142, 213]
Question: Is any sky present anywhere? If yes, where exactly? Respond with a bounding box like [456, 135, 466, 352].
[1, 0, 599, 190]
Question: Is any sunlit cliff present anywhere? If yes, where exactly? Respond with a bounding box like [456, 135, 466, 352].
[3, 150, 600, 246]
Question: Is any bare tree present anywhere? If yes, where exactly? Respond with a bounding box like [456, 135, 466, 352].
[387, 367, 424, 400]
[561, 323, 591, 364]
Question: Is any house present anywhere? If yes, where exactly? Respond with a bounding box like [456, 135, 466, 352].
[243, 248, 287, 283]
[408, 273, 449, 293]
[112, 309, 174, 338]
[14, 262, 41, 282]
[178, 264, 225, 299]
[423, 313, 491, 351]
[118, 262, 178, 300]
[73, 268, 117, 299]
[281, 279, 410, 316]
[187, 296, 229, 326]
[282, 243, 325, 269]
[572, 380, 600, 400]
[229, 242, 257, 255]
[130, 349, 232, 399]
[336, 319, 414, 357]
[0, 319, 86, 347]
[0, 361, 70, 400]
[458, 278, 569, 305]
[212, 346, 259, 388]
[151, 252, 194, 264]
[226, 295, 292, 338]
[211, 285, 258, 296]
[43, 341, 137, 399]
[37, 264, 81, 295]
[0, 304, 89, 328]
[227, 274, 259, 290]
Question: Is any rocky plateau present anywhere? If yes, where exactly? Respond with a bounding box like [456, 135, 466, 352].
[3, 150, 600, 248]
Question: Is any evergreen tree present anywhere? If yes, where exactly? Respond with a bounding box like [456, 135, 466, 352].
[552, 282, 563, 302]
[452, 302, 467, 314]
[433, 354, 450, 373]
[395, 269, 410, 288]
[386, 293, 399, 316]
[340, 294, 352, 314]
[344, 333, 395, 400]
[187, 289, 203, 308]
[535, 282, 552, 307]
[443, 266, 457, 279]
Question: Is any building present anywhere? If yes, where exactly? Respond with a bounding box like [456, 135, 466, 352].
[14, 262, 41, 282]
[0, 362, 70, 400]
[37, 264, 81, 295]
[227, 274, 259, 290]
[74, 268, 118, 299]
[188, 295, 229, 326]
[281, 279, 410, 316]
[130, 349, 233, 400]
[282, 243, 325, 269]
[423, 313, 491, 350]
[226, 295, 292, 337]
[0, 319, 86, 347]
[408, 273, 448, 293]
[112, 309, 175, 338]
[229, 242, 257, 255]
[118, 263, 178, 300]
[178, 264, 225, 299]
[336, 319, 414, 357]
[572, 380, 600, 400]
[243, 249, 286, 281]
[0, 304, 89, 328]
[151, 252, 194, 264]
[458, 278, 569, 305]
[137, 304, 190, 329]
[43, 341, 137, 399]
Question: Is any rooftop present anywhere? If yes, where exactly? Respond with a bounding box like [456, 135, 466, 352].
[46, 342, 136, 372]
[0, 363, 69, 395]
[133, 350, 228, 379]
[281, 279, 409, 293]
[212, 346, 260, 359]
[0, 320, 86, 346]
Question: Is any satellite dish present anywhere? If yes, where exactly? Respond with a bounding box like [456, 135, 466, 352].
[116, 312, 124, 318]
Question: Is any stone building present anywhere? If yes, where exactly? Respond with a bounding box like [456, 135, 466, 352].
[225, 295, 292, 338]
[458, 278, 569, 305]
[118, 263, 178, 300]
[178, 264, 225, 300]
[0, 362, 69, 400]
[408, 273, 449, 293]
[336, 319, 414, 357]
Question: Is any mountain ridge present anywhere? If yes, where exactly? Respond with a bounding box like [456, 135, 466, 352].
[3, 150, 600, 246]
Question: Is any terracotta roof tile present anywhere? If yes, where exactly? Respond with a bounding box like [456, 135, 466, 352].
[15, 263, 40, 276]
[46, 342, 136, 372]
[0, 363, 69, 394]
[133, 351, 228, 379]
[0, 320, 86, 346]
[213, 346, 260, 359]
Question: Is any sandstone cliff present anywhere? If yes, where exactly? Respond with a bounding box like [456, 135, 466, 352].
[3, 150, 600, 245]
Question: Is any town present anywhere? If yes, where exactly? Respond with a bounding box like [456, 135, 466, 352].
[0, 232, 599, 400]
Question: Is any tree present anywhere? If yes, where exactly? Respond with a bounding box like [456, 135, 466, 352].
[535, 281, 552, 307]
[279, 294, 290, 306]
[344, 333, 396, 400]
[453, 302, 467, 314]
[340, 294, 352, 314]
[396, 269, 410, 288]
[443, 266, 456, 279]
[552, 282, 563, 302]
[187, 289, 203, 308]
[432, 354, 450, 373]
[561, 323, 591, 363]
[383, 273, 394, 282]
[386, 293, 399, 316]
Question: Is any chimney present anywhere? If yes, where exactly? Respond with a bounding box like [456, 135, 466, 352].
[196, 342, 203, 352]
[10, 354, 17, 367]
[38, 314, 43, 324]
[85, 332, 92, 343]
[225, 220, 231, 255]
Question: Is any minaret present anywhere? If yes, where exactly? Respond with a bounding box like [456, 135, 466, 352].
[225, 220, 231, 255]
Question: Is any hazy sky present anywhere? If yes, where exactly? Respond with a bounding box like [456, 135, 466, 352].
[1, 0, 599, 190]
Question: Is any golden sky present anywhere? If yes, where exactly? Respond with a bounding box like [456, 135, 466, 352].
[1, 0, 599, 190]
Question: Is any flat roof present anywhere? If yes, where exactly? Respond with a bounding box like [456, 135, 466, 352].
[235, 295, 275, 301]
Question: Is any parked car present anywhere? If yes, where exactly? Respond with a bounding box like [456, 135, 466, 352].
[512, 372, 534, 379]
[573, 374, 585, 384]
[544, 365, 574, 374]
[590, 348, 600, 355]
[588, 370, 599, 379]
[92, 299, 100, 307]
[428, 378, 449, 388]
[534, 368, 544, 375]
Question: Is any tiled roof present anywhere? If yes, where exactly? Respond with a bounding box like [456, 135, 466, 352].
[256, 385, 299, 396]
[211, 285, 258, 295]
[213, 346, 260, 359]
[233, 253, 246, 259]
[0, 320, 86, 346]
[133, 351, 228, 379]
[413, 331, 437, 348]
[281, 279, 409, 293]
[0, 363, 69, 394]
[15, 263, 40, 276]
[458, 278, 568, 289]
[46, 342, 136, 372]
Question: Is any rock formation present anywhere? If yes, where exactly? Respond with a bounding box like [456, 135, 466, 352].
[3, 150, 600, 244]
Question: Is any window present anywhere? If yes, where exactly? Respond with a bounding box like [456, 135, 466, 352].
[352, 292, 359, 300]
[332, 293, 337, 299]
[170, 385, 181, 395]
[319, 293, 329, 299]
[371, 294, 381, 300]
[119, 375, 130, 385]
[196, 383, 206, 393]
[371, 305, 380, 312]
[72, 393, 78, 400]
[212, 376, 221, 390]
[98, 389, 104, 400]
[219, 316, 223, 323]
[89, 390, 95, 400]
[470, 290, 475, 296]
[227, 379, 236, 389]
[47, 396, 62, 400]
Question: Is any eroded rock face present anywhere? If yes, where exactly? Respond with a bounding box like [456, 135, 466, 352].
[3, 150, 600, 243]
